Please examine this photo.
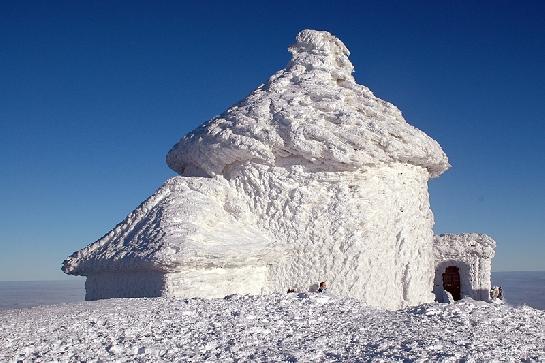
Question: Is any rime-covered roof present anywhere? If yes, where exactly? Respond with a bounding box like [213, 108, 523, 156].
[434, 233, 496, 259]
[167, 29, 450, 178]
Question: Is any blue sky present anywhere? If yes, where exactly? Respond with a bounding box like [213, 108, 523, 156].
[1, 1, 544, 280]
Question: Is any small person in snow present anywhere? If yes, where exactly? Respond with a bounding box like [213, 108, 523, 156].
[490, 286, 504, 301]
[287, 288, 296, 293]
[490, 286, 497, 299]
[318, 281, 327, 293]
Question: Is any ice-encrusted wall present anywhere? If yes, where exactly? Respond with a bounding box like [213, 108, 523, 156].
[73, 163, 436, 308]
[63, 29, 452, 309]
[228, 162, 436, 309]
[85, 272, 167, 301]
[433, 233, 496, 302]
[165, 266, 269, 298]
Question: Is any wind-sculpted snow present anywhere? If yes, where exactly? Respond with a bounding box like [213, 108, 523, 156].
[1, 295, 544, 361]
[167, 29, 449, 178]
[230, 163, 436, 309]
[62, 176, 278, 275]
[64, 163, 436, 307]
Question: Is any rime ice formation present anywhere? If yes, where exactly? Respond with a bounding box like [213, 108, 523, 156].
[433, 233, 496, 302]
[63, 29, 494, 309]
[167, 30, 449, 178]
[62, 177, 281, 300]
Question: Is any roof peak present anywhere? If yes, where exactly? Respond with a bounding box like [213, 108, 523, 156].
[287, 29, 353, 77]
[290, 29, 350, 56]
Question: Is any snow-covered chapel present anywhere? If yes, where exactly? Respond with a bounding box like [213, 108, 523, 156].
[62, 29, 496, 309]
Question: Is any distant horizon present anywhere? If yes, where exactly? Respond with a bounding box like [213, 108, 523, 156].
[1, 270, 544, 283]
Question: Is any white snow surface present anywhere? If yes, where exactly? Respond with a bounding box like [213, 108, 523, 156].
[166, 29, 449, 178]
[2, 294, 544, 362]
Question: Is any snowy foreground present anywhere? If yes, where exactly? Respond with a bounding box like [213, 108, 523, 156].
[1, 294, 544, 362]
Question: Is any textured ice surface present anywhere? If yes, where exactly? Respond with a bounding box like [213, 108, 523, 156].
[62, 177, 280, 300]
[166, 29, 449, 178]
[62, 177, 278, 275]
[64, 163, 436, 307]
[1, 295, 544, 361]
[434, 233, 496, 259]
[63, 29, 451, 308]
[231, 163, 436, 309]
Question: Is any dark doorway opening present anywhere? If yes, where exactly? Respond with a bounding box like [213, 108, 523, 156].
[442, 266, 461, 301]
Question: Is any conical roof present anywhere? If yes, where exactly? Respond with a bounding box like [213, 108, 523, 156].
[167, 29, 449, 178]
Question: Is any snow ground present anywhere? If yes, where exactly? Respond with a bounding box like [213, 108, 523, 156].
[1, 294, 544, 362]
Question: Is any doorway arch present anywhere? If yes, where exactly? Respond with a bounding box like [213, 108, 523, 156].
[442, 266, 461, 301]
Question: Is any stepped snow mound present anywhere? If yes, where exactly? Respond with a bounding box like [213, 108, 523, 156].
[62, 177, 278, 276]
[62, 177, 280, 300]
[167, 29, 449, 178]
[63, 30, 489, 310]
